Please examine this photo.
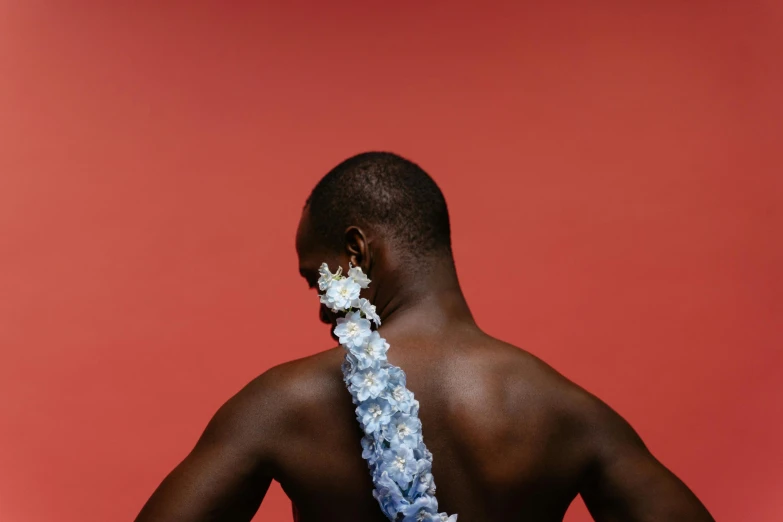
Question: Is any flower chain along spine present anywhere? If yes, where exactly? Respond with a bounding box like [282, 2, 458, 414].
[318, 263, 457, 522]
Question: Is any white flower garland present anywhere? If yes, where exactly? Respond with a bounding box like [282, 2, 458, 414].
[318, 263, 458, 522]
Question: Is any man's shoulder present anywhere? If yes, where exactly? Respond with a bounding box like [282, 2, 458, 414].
[474, 338, 627, 447]
[202, 348, 346, 449]
[502, 343, 646, 464]
[466, 338, 589, 406]
[236, 347, 346, 412]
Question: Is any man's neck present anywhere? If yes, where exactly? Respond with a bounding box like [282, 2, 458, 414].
[373, 256, 476, 335]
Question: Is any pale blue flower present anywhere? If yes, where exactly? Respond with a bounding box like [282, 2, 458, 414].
[414, 472, 435, 498]
[384, 413, 422, 448]
[361, 434, 385, 464]
[349, 366, 389, 401]
[334, 311, 372, 348]
[349, 331, 389, 370]
[373, 471, 408, 519]
[400, 495, 439, 522]
[387, 365, 407, 387]
[384, 382, 415, 413]
[414, 446, 433, 462]
[382, 445, 418, 487]
[357, 398, 393, 434]
[411, 458, 435, 497]
[321, 260, 456, 521]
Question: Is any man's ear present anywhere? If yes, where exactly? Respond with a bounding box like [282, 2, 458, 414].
[344, 226, 371, 273]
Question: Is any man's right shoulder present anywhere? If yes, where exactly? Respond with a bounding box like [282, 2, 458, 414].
[199, 348, 346, 461]
[234, 346, 346, 413]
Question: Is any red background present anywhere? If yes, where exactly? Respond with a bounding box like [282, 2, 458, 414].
[1, 2, 781, 521]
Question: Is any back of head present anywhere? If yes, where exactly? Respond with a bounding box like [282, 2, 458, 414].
[306, 152, 452, 260]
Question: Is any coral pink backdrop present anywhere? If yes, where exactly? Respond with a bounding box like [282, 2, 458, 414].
[1, 2, 780, 521]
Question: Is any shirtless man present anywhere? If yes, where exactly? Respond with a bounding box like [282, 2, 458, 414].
[135, 152, 715, 521]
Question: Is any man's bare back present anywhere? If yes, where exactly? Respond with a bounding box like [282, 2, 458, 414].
[135, 152, 713, 521]
[269, 326, 614, 521]
[137, 323, 712, 521]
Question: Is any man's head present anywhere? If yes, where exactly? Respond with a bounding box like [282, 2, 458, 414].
[296, 152, 452, 324]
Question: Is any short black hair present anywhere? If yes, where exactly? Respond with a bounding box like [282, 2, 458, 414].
[306, 152, 451, 256]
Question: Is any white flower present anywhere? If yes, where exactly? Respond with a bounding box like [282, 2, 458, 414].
[367, 331, 389, 357]
[323, 277, 361, 311]
[334, 311, 372, 348]
[319, 293, 337, 312]
[348, 265, 371, 288]
[354, 297, 381, 325]
[317, 263, 342, 291]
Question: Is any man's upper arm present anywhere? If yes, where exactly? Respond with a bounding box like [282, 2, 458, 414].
[135, 371, 285, 522]
[576, 396, 715, 522]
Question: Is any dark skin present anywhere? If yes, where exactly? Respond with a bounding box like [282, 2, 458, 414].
[135, 208, 715, 522]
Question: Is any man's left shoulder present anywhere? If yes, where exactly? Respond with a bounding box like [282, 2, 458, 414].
[539, 372, 651, 470]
